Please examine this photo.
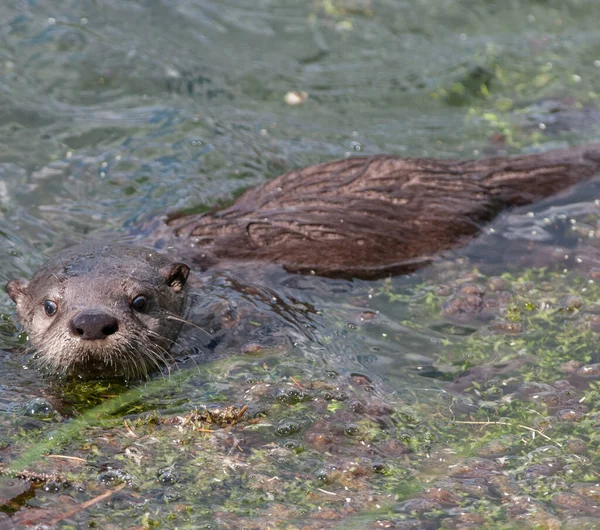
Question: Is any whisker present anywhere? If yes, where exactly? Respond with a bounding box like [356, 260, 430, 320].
[164, 313, 215, 341]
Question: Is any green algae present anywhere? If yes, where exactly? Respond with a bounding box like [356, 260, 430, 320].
[3, 1, 600, 526]
[3, 259, 600, 527]
[7, 229, 600, 528]
[364, 261, 600, 527]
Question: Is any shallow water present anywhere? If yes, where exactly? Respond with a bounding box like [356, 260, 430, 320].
[2, 0, 600, 527]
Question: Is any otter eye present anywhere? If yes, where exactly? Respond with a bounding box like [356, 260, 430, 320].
[131, 295, 148, 313]
[43, 300, 58, 317]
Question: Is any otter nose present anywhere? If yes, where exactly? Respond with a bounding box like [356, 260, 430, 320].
[70, 311, 119, 340]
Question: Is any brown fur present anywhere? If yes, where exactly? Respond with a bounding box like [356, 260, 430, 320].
[6, 244, 189, 378]
[156, 144, 600, 278]
[8, 144, 600, 377]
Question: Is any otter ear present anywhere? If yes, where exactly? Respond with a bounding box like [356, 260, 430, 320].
[160, 263, 190, 293]
[6, 279, 29, 306]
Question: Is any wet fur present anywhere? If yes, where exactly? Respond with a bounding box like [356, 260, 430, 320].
[156, 144, 600, 278]
[8, 144, 600, 377]
[7, 245, 188, 378]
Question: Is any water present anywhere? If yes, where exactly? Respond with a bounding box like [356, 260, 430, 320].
[2, 1, 600, 527]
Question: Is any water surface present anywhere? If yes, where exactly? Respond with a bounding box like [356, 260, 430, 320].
[2, 1, 600, 527]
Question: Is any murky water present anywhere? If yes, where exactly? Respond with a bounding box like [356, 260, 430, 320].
[2, 0, 600, 527]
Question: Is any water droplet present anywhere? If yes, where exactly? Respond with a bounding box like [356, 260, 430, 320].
[344, 424, 361, 437]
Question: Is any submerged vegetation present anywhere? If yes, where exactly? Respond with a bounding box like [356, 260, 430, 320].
[2, 256, 600, 528]
[2, 0, 600, 527]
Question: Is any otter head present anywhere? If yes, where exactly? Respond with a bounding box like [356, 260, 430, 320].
[6, 244, 190, 379]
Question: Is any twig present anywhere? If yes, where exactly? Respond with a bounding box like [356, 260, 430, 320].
[316, 487, 338, 496]
[192, 427, 215, 433]
[453, 420, 562, 447]
[18, 483, 127, 527]
[46, 483, 126, 524]
[290, 377, 304, 389]
[46, 455, 87, 463]
[236, 405, 249, 422]
[123, 420, 138, 438]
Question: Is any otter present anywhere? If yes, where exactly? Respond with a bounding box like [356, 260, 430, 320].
[150, 144, 600, 277]
[7, 144, 600, 377]
[6, 245, 190, 379]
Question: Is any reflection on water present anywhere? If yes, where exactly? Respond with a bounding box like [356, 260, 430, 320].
[2, 0, 600, 527]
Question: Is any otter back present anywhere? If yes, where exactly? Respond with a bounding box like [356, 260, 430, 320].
[156, 144, 600, 278]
